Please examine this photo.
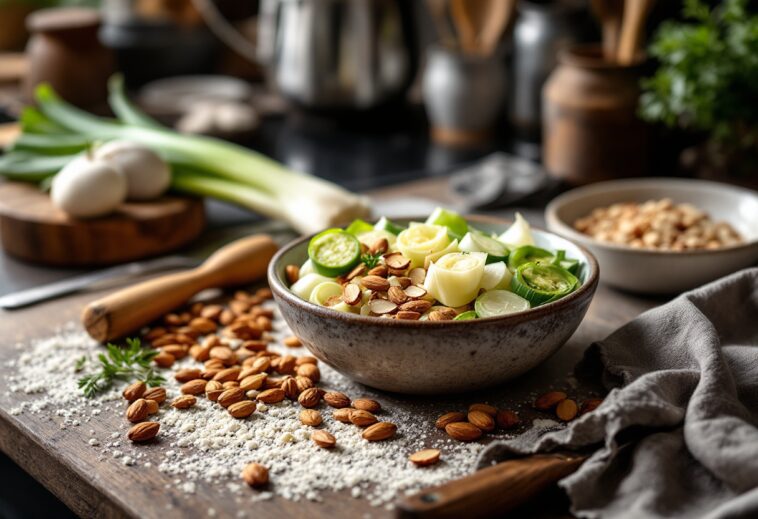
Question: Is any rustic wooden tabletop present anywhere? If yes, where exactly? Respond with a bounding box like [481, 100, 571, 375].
[0, 182, 667, 519]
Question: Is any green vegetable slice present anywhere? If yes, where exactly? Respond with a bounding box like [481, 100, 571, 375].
[307, 229, 361, 277]
[512, 262, 578, 306]
[474, 290, 530, 318]
[550, 250, 580, 275]
[374, 216, 405, 235]
[425, 207, 468, 240]
[345, 219, 374, 236]
[507, 245, 553, 271]
[454, 310, 478, 321]
[459, 232, 509, 263]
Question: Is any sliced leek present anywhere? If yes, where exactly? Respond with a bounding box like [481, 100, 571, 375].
[479, 261, 513, 291]
[474, 290, 530, 318]
[396, 223, 451, 268]
[374, 216, 405, 235]
[425, 207, 468, 239]
[511, 263, 578, 306]
[309, 281, 343, 306]
[290, 273, 333, 300]
[423, 252, 486, 307]
[454, 310, 478, 320]
[459, 232, 509, 263]
[508, 245, 553, 271]
[499, 212, 535, 248]
[423, 239, 459, 269]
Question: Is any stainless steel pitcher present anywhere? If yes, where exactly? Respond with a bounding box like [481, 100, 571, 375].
[257, 0, 416, 110]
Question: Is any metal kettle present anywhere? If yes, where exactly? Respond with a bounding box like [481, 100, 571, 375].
[257, 0, 417, 110]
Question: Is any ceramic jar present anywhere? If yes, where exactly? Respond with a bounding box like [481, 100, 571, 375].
[543, 46, 649, 185]
[422, 46, 506, 147]
[24, 7, 114, 109]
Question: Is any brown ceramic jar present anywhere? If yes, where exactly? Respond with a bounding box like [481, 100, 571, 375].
[23, 7, 114, 109]
[542, 46, 649, 185]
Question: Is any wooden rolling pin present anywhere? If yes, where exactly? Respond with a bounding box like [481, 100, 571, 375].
[82, 234, 278, 343]
[396, 452, 587, 518]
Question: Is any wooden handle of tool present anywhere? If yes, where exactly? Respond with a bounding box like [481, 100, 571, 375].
[617, 0, 654, 65]
[81, 234, 278, 343]
[396, 453, 587, 519]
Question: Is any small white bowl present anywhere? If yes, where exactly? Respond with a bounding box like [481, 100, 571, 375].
[545, 178, 758, 294]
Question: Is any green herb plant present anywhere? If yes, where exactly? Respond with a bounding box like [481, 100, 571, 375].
[639, 0, 758, 155]
[360, 251, 383, 269]
[78, 338, 165, 398]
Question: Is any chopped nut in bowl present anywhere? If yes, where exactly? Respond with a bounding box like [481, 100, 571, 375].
[546, 178, 758, 294]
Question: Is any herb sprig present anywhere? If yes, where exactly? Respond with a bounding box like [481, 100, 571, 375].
[361, 251, 383, 269]
[78, 338, 165, 398]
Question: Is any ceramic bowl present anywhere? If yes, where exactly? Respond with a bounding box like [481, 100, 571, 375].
[545, 178, 758, 294]
[268, 215, 598, 394]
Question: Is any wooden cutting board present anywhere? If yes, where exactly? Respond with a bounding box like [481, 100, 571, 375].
[0, 181, 205, 266]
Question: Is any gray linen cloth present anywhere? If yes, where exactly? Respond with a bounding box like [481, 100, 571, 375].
[478, 267, 758, 518]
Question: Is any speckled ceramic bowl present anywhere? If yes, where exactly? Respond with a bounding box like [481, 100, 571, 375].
[268, 216, 599, 394]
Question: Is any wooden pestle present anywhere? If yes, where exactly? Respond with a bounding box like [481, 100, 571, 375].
[617, 0, 656, 65]
[590, 0, 623, 61]
[82, 234, 278, 343]
[396, 452, 587, 518]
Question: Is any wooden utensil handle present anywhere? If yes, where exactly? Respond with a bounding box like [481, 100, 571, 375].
[396, 452, 587, 519]
[82, 235, 277, 342]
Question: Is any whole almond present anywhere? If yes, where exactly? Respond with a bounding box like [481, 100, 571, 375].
[362, 422, 396, 441]
[249, 356, 271, 374]
[387, 286, 408, 305]
[445, 422, 482, 442]
[298, 387, 322, 408]
[217, 387, 245, 408]
[367, 265, 388, 277]
[200, 304, 224, 320]
[126, 399, 149, 423]
[396, 277, 413, 289]
[580, 398, 603, 415]
[409, 448, 441, 467]
[534, 391, 567, 411]
[162, 344, 188, 359]
[145, 399, 159, 415]
[209, 346, 237, 366]
[352, 398, 381, 413]
[296, 356, 318, 366]
[189, 344, 211, 362]
[242, 340, 268, 352]
[122, 381, 146, 401]
[469, 403, 498, 416]
[205, 380, 224, 401]
[468, 410, 495, 432]
[295, 375, 315, 393]
[362, 275, 390, 292]
[142, 387, 166, 404]
[283, 336, 302, 348]
[435, 411, 466, 429]
[396, 310, 421, 320]
[556, 399, 578, 421]
[281, 378, 299, 399]
[171, 395, 197, 409]
[127, 421, 159, 442]
[428, 308, 456, 321]
[174, 368, 202, 383]
[228, 400, 257, 418]
[241, 463, 268, 488]
[349, 409, 378, 427]
[495, 409, 520, 430]
[311, 429, 336, 449]
[223, 381, 240, 389]
[333, 408, 352, 423]
[189, 317, 217, 334]
[277, 355, 297, 375]
[384, 253, 410, 270]
[213, 367, 242, 383]
[205, 358, 225, 370]
[240, 373, 267, 392]
[300, 409, 323, 426]
[369, 237, 389, 255]
[296, 363, 320, 383]
[153, 351, 175, 368]
[181, 379, 207, 395]
[285, 264, 300, 284]
[342, 283, 362, 306]
[323, 391, 351, 409]
[399, 300, 432, 314]
[257, 388, 285, 404]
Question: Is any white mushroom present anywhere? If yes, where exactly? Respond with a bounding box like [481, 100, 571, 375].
[93, 140, 170, 200]
[51, 155, 127, 218]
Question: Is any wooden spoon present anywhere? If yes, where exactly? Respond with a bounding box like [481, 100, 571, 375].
[617, 0, 656, 65]
[397, 452, 587, 518]
[450, 0, 480, 54]
[590, 0, 623, 61]
[82, 234, 278, 342]
[478, 0, 517, 57]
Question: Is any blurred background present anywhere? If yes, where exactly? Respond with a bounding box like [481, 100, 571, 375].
[0, 0, 756, 515]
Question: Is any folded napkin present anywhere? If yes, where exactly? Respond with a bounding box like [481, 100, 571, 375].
[478, 268, 758, 519]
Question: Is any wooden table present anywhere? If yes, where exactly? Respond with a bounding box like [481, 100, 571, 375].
[0, 185, 667, 518]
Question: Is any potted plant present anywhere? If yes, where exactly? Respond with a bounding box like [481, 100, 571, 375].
[639, 0, 758, 185]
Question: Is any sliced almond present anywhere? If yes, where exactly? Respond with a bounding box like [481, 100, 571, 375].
[367, 265, 388, 277]
[403, 285, 427, 299]
[368, 299, 397, 315]
[409, 448, 441, 467]
[409, 267, 426, 285]
[384, 253, 410, 270]
[342, 283, 362, 306]
[346, 263, 367, 281]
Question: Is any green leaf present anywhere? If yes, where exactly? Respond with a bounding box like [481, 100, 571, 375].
[78, 338, 165, 398]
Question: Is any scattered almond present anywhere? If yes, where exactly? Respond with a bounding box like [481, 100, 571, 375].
[283, 336, 302, 348]
[153, 351, 175, 368]
[387, 286, 408, 305]
[409, 449, 441, 467]
[241, 463, 268, 488]
[205, 380, 224, 401]
[285, 264, 300, 284]
[408, 267, 426, 285]
[445, 422, 482, 442]
[369, 237, 389, 255]
[296, 363, 320, 383]
[362, 422, 397, 441]
[217, 387, 245, 408]
[469, 403, 498, 416]
[362, 275, 391, 292]
[352, 398, 381, 413]
[257, 388, 285, 404]
[495, 409, 520, 430]
[281, 377, 300, 399]
[298, 387, 321, 408]
[534, 391, 567, 411]
[311, 429, 336, 449]
[342, 283, 362, 306]
[435, 411, 466, 429]
[174, 368, 202, 383]
[145, 399, 159, 415]
[384, 253, 410, 270]
[399, 300, 432, 314]
[162, 344, 188, 359]
[127, 421, 159, 442]
[396, 310, 421, 320]
[428, 308, 456, 321]
[580, 398, 603, 415]
[180, 379, 207, 395]
[240, 373, 267, 392]
[171, 395, 196, 410]
[213, 367, 242, 383]
[367, 265, 388, 277]
[333, 408, 352, 423]
[349, 409, 378, 427]
[122, 381, 146, 401]
[294, 375, 314, 393]
[228, 400, 256, 418]
[323, 391, 351, 409]
[126, 399, 149, 423]
[556, 399, 578, 421]
[299, 409, 323, 426]
[142, 387, 166, 404]
[468, 410, 495, 432]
